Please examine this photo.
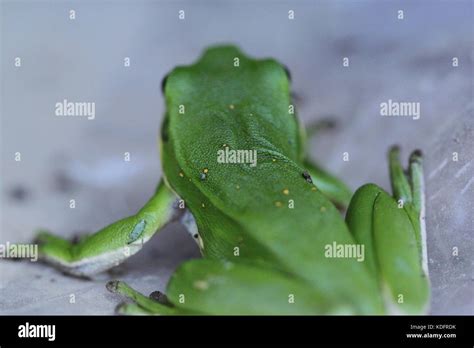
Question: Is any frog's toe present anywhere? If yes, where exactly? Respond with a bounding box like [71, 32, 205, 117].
[106, 280, 120, 293]
[149, 290, 171, 305]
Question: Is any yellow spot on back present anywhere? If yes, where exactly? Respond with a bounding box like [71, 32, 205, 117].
[311, 187, 317, 191]
[282, 189, 289, 195]
[272, 159, 276, 162]
[193, 280, 209, 290]
[275, 201, 283, 208]
[229, 104, 235, 110]
[201, 203, 206, 208]
[203, 168, 209, 174]
[179, 172, 184, 178]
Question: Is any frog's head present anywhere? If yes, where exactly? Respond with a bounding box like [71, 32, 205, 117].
[160, 44, 302, 173]
[161, 44, 291, 113]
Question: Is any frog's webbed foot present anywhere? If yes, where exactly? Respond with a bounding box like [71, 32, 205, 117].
[106, 280, 177, 315]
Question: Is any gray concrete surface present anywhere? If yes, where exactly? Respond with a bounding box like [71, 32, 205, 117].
[0, 0, 472, 314]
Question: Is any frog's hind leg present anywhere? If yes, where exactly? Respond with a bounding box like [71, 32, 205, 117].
[163, 259, 354, 315]
[388, 146, 428, 276]
[109, 259, 357, 315]
[345, 147, 429, 314]
[34, 180, 181, 277]
[347, 146, 427, 269]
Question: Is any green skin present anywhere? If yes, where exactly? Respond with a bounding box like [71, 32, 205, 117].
[34, 45, 430, 315]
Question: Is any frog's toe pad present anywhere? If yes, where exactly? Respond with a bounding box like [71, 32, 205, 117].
[106, 280, 121, 293]
[149, 290, 170, 305]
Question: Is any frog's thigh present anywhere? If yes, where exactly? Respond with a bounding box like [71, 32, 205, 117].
[372, 191, 429, 314]
[165, 259, 342, 315]
[35, 180, 179, 277]
[346, 184, 429, 314]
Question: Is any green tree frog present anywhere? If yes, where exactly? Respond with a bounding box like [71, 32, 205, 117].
[34, 45, 430, 315]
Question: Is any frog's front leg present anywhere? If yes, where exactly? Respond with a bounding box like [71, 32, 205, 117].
[345, 146, 430, 314]
[302, 118, 352, 209]
[303, 159, 352, 209]
[34, 180, 180, 277]
[106, 280, 182, 315]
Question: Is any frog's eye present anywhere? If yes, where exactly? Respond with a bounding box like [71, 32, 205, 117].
[283, 65, 292, 83]
[161, 74, 169, 94]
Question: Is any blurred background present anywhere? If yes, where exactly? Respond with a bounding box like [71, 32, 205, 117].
[0, 0, 472, 314]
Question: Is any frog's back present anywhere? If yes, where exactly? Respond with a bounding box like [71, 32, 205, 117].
[161, 46, 383, 314]
[162, 45, 304, 211]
